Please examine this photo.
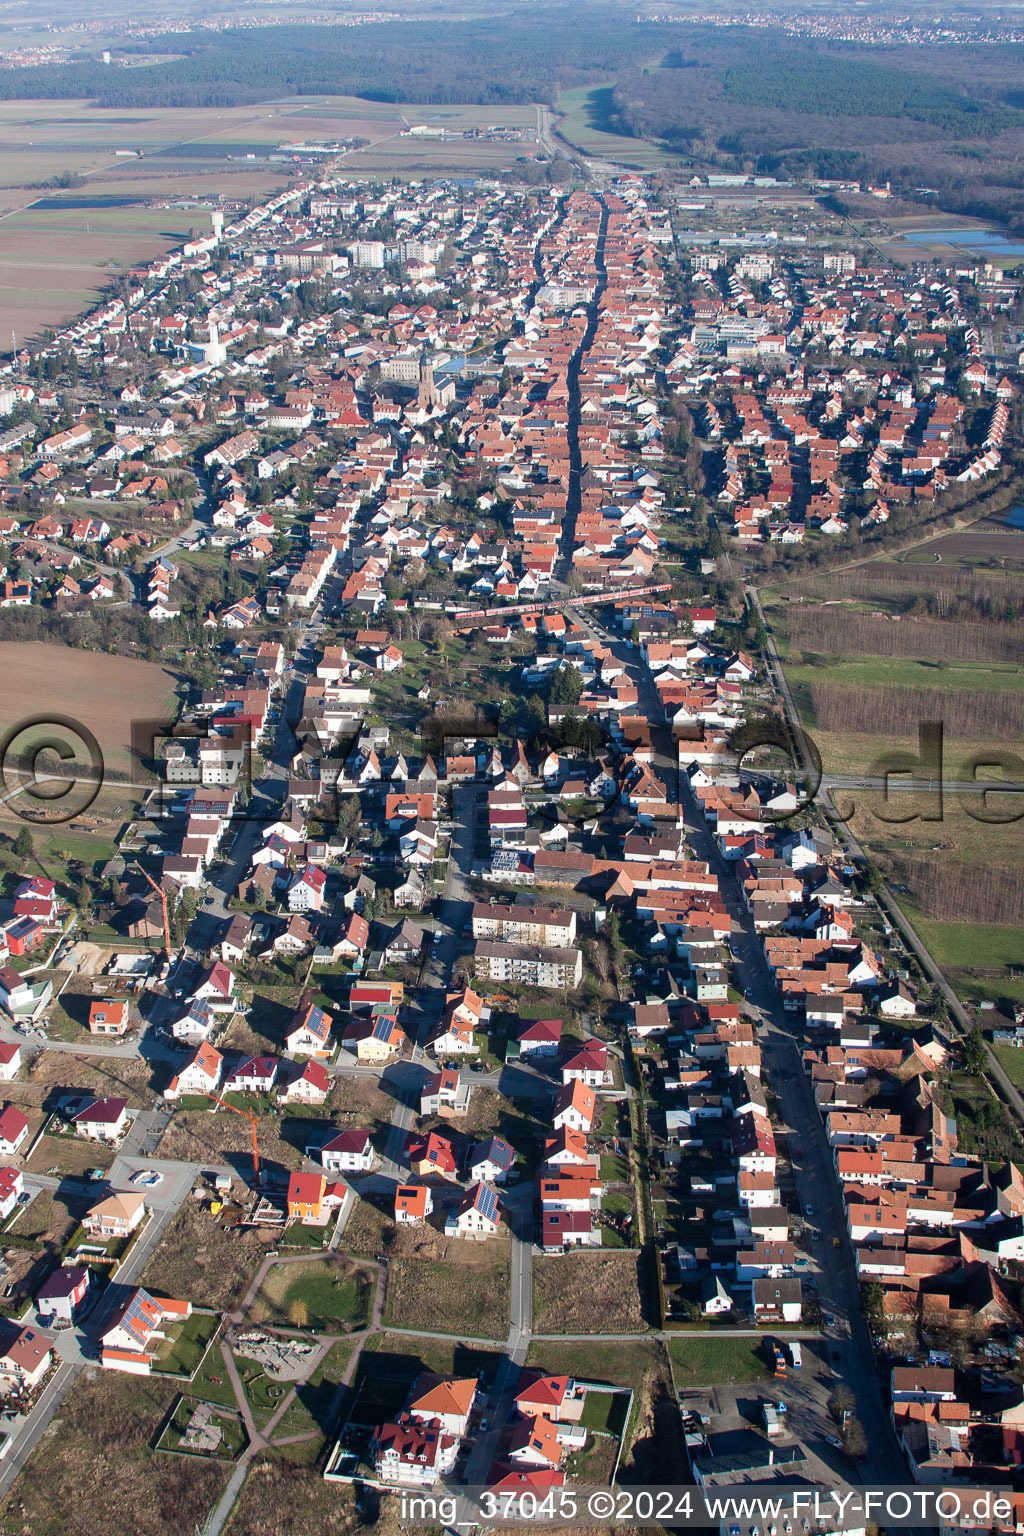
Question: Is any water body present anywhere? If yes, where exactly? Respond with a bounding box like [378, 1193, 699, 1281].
[1004, 506, 1024, 528]
[901, 227, 1024, 257]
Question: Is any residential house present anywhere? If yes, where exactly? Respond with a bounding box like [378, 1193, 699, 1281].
[420, 1068, 471, 1119]
[83, 1190, 147, 1240]
[35, 1266, 92, 1327]
[100, 1288, 191, 1374]
[469, 1136, 516, 1185]
[445, 1182, 502, 1239]
[286, 1002, 334, 1058]
[0, 1106, 28, 1157]
[0, 1324, 53, 1390]
[561, 1043, 612, 1088]
[277, 1059, 331, 1105]
[321, 1129, 374, 1174]
[551, 1080, 596, 1134]
[395, 1183, 433, 1224]
[88, 999, 131, 1037]
[163, 1043, 223, 1102]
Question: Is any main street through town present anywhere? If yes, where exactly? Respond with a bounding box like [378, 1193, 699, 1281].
[0, 561, 914, 1503]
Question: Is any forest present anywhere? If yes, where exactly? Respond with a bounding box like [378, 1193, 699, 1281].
[0, 12, 672, 110]
[4, 9, 1024, 226]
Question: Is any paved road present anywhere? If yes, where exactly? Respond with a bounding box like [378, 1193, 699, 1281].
[566, 600, 912, 1484]
[678, 775, 909, 1483]
[0, 1152, 199, 1500]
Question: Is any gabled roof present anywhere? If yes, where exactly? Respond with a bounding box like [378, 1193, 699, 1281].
[472, 1135, 515, 1172]
[457, 1181, 500, 1223]
[323, 1128, 372, 1156]
[72, 1095, 128, 1126]
[289, 1002, 331, 1042]
[519, 1017, 562, 1044]
[515, 1370, 573, 1409]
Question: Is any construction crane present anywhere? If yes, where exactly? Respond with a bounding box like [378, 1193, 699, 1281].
[132, 860, 172, 962]
[203, 1092, 260, 1185]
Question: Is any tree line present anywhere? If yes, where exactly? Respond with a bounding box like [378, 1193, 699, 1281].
[0, 15, 673, 110]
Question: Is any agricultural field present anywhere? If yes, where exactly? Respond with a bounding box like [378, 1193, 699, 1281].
[532, 1251, 646, 1335]
[0, 95, 543, 341]
[554, 85, 679, 169]
[0, 1368, 229, 1536]
[764, 526, 1024, 1014]
[0, 641, 179, 778]
[840, 795, 1024, 1011]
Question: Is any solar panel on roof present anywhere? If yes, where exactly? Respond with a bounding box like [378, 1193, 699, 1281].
[475, 1185, 499, 1222]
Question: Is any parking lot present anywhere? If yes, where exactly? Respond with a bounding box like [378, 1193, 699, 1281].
[677, 1340, 861, 1488]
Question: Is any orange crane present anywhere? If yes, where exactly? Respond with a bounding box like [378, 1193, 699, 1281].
[203, 1092, 260, 1184]
[132, 860, 172, 961]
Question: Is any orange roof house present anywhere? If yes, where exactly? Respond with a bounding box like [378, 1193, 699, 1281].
[394, 1183, 433, 1224]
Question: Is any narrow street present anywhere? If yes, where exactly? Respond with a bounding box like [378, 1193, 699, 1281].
[572, 603, 911, 1485]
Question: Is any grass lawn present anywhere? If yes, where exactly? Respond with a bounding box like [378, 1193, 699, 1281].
[904, 910, 1024, 973]
[525, 1337, 662, 1393]
[266, 1337, 358, 1451]
[280, 1221, 331, 1251]
[600, 1152, 629, 1181]
[383, 1250, 510, 1340]
[252, 1257, 373, 1332]
[152, 1311, 220, 1377]
[992, 1045, 1024, 1088]
[161, 1396, 248, 1460]
[190, 1339, 240, 1410]
[581, 1387, 630, 1436]
[533, 1251, 645, 1335]
[667, 1335, 772, 1388]
[236, 1361, 292, 1426]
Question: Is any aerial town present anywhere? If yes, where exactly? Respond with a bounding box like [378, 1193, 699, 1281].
[0, 143, 1020, 1536]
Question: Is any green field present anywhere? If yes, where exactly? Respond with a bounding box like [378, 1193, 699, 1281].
[784, 655, 1024, 698]
[667, 1336, 773, 1387]
[992, 1045, 1024, 1086]
[902, 907, 1023, 973]
[253, 1258, 373, 1332]
[555, 85, 680, 169]
[152, 1312, 220, 1377]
